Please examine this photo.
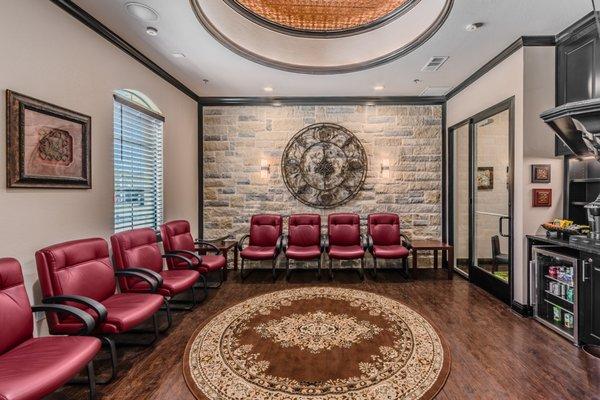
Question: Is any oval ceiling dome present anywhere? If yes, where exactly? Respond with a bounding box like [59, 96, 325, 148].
[190, 0, 453, 74]
[224, 0, 418, 36]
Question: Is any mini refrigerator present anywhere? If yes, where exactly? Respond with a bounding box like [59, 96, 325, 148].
[530, 246, 578, 344]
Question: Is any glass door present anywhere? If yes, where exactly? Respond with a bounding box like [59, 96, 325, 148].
[451, 124, 470, 277]
[469, 103, 513, 304]
[447, 98, 514, 304]
[473, 109, 511, 284]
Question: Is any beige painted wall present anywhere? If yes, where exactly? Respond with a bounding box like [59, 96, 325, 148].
[447, 46, 561, 304]
[0, 0, 198, 330]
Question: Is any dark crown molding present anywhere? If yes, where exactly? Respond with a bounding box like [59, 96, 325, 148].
[446, 35, 556, 101]
[50, 0, 199, 101]
[198, 96, 446, 106]
[556, 11, 597, 42]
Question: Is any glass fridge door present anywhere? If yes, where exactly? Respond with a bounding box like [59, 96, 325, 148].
[531, 247, 578, 343]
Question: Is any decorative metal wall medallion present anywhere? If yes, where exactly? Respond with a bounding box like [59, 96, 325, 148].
[281, 123, 367, 208]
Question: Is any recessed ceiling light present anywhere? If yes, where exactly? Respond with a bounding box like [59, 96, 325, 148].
[126, 2, 159, 22]
[263, 86, 274, 92]
[171, 52, 186, 58]
[465, 22, 484, 32]
[146, 27, 159, 36]
[373, 85, 385, 91]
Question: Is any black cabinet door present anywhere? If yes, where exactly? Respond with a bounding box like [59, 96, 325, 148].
[581, 253, 600, 345]
[556, 17, 600, 156]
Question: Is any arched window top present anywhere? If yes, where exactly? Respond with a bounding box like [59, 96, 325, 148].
[114, 89, 162, 115]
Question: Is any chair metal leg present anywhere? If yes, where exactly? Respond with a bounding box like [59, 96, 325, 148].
[359, 257, 365, 281]
[160, 297, 172, 332]
[329, 258, 334, 280]
[372, 257, 378, 279]
[317, 257, 322, 280]
[240, 258, 246, 282]
[86, 361, 96, 400]
[402, 257, 410, 278]
[98, 336, 117, 384]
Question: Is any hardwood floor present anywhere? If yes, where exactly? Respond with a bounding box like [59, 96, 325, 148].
[50, 269, 599, 400]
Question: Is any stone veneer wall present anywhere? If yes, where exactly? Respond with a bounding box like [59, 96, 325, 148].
[203, 105, 442, 267]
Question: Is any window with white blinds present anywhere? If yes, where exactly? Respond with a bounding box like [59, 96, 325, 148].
[113, 95, 164, 232]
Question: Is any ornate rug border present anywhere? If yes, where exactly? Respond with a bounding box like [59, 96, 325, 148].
[182, 287, 451, 400]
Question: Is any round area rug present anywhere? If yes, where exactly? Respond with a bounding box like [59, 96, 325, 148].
[183, 287, 450, 400]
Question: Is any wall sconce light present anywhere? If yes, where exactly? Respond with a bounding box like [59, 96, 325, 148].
[381, 159, 390, 178]
[260, 159, 271, 179]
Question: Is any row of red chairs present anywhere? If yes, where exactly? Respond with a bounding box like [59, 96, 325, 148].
[238, 212, 412, 281]
[0, 220, 224, 400]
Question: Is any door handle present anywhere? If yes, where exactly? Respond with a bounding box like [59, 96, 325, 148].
[582, 258, 592, 282]
[499, 216, 510, 238]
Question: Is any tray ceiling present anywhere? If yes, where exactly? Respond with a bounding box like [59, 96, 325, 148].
[70, 0, 592, 97]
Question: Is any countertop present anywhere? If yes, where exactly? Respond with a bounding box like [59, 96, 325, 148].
[527, 234, 600, 255]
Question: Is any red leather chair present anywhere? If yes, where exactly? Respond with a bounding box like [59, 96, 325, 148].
[283, 214, 324, 280]
[0, 258, 100, 400]
[36, 238, 165, 382]
[367, 213, 412, 278]
[238, 214, 284, 282]
[160, 220, 226, 287]
[111, 228, 203, 310]
[325, 213, 367, 280]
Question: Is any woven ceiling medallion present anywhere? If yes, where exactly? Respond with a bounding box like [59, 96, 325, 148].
[183, 287, 450, 400]
[224, 0, 419, 37]
[282, 123, 367, 208]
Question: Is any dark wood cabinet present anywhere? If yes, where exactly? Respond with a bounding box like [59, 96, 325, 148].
[556, 13, 600, 155]
[580, 252, 600, 345]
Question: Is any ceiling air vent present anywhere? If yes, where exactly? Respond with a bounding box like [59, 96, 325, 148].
[422, 56, 449, 71]
[420, 86, 452, 96]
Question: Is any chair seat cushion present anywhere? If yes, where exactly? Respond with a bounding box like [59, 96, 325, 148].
[131, 269, 199, 297]
[241, 246, 276, 260]
[196, 254, 226, 272]
[495, 254, 509, 264]
[99, 293, 164, 334]
[328, 245, 365, 260]
[286, 245, 321, 260]
[0, 336, 100, 400]
[372, 245, 410, 259]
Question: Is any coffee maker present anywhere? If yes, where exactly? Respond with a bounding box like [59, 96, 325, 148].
[585, 194, 600, 240]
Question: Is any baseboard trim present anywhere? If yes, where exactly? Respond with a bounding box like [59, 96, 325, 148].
[511, 301, 533, 317]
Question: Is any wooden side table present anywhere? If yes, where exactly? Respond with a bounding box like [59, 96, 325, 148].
[411, 240, 454, 279]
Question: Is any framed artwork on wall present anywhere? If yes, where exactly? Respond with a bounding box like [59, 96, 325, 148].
[477, 166, 494, 190]
[6, 90, 91, 188]
[531, 164, 551, 183]
[533, 188, 552, 207]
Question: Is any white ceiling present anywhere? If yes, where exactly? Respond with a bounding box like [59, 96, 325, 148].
[72, 0, 593, 97]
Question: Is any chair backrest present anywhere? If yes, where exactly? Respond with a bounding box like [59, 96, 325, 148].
[328, 213, 361, 246]
[288, 214, 321, 247]
[368, 213, 401, 246]
[491, 235, 500, 258]
[110, 228, 163, 291]
[0, 258, 33, 355]
[249, 214, 282, 247]
[161, 220, 195, 269]
[36, 238, 116, 332]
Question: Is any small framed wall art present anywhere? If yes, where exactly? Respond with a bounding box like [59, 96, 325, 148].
[531, 164, 551, 183]
[6, 90, 91, 188]
[477, 166, 494, 190]
[532, 188, 552, 207]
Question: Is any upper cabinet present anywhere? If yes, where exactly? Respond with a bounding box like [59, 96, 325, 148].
[556, 13, 600, 156]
